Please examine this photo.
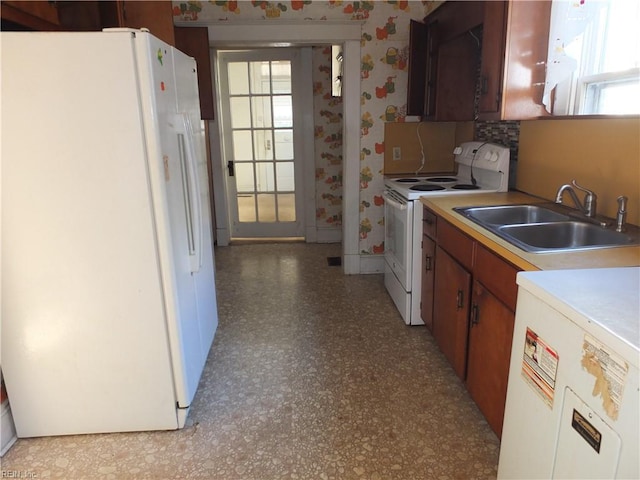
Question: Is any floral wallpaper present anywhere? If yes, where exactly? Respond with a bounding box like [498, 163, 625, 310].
[172, 0, 442, 254]
[313, 46, 343, 234]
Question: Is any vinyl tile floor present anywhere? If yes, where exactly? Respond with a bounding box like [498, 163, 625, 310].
[1, 243, 500, 479]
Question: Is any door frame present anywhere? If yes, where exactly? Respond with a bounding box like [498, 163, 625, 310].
[205, 22, 362, 274]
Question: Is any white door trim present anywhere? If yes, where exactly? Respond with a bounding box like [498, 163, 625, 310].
[207, 22, 361, 273]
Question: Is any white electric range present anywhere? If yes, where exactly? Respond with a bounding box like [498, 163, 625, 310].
[383, 141, 510, 325]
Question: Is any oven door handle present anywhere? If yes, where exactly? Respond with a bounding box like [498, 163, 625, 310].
[382, 191, 408, 211]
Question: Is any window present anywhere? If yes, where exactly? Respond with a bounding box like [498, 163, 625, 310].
[544, 0, 640, 115]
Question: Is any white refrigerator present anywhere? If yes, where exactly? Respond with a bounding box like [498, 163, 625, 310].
[1, 29, 219, 437]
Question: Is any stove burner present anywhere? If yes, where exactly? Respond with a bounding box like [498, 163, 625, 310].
[425, 177, 458, 183]
[395, 178, 420, 183]
[410, 185, 446, 192]
[452, 184, 481, 190]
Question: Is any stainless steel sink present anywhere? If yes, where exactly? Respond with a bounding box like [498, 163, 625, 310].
[498, 222, 638, 252]
[454, 203, 640, 253]
[457, 205, 569, 225]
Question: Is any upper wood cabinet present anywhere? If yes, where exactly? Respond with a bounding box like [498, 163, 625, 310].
[1, 1, 101, 31]
[409, 0, 553, 121]
[408, 1, 483, 121]
[2, 1, 62, 28]
[434, 32, 478, 121]
[99, 1, 175, 46]
[407, 20, 428, 117]
[478, 0, 552, 120]
[175, 27, 215, 120]
[2, 1, 175, 44]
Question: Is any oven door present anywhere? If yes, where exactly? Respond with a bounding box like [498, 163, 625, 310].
[383, 189, 413, 290]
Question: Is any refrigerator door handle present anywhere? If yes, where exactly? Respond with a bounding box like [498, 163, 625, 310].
[175, 113, 203, 274]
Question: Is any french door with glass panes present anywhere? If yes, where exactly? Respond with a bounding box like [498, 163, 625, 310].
[218, 49, 304, 238]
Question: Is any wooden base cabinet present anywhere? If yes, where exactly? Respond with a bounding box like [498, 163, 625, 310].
[420, 235, 436, 332]
[422, 206, 521, 438]
[466, 280, 515, 438]
[433, 246, 471, 381]
[420, 208, 438, 331]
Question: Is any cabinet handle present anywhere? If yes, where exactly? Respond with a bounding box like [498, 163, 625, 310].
[456, 289, 464, 310]
[425, 255, 432, 271]
[424, 218, 433, 225]
[471, 304, 480, 326]
[481, 76, 488, 95]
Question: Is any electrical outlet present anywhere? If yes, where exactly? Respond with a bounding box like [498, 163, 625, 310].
[392, 146, 402, 161]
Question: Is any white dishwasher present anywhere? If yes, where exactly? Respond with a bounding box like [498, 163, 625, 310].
[498, 267, 639, 480]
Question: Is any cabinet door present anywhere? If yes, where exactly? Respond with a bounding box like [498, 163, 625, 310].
[1, 0, 64, 30]
[175, 26, 215, 120]
[435, 33, 478, 121]
[420, 234, 436, 331]
[433, 246, 471, 380]
[478, 0, 507, 118]
[478, 0, 552, 120]
[99, 1, 175, 46]
[501, 0, 552, 119]
[466, 280, 515, 438]
[407, 20, 428, 117]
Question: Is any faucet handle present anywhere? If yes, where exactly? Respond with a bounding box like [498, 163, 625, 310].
[571, 179, 596, 198]
[571, 180, 597, 217]
[617, 195, 628, 212]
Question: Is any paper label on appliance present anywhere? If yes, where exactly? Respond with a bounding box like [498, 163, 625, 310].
[521, 327, 559, 408]
[580, 333, 628, 421]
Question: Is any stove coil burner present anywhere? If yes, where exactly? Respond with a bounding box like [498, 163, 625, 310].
[452, 184, 481, 190]
[410, 185, 446, 192]
[395, 178, 421, 183]
[425, 177, 458, 183]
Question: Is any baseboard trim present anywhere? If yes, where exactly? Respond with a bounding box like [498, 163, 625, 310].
[315, 228, 342, 244]
[359, 254, 384, 274]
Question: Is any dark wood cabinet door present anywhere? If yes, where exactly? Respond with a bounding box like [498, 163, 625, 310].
[407, 20, 428, 117]
[99, 1, 175, 46]
[420, 235, 436, 331]
[478, 0, 552, 120]
[2, 1, 61, 28]
[434, 32, 479, 121]
[466, 280, 515, 438]
[407, 19, 438, 119]
[433, 246, 471, 380]
[478, 0, 507, 118]
[500, 0, 552, 119]
[174, 26, 215, 120]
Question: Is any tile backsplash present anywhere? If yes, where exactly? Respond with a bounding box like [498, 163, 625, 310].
[475, 120, 521, 189]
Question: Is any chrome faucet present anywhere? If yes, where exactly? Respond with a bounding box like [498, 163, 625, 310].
[616, 196, 628, 232]
[555, 180, 597, 218]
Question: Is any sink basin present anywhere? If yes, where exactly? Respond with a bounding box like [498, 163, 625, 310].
[454, 203, 640, 253]
[457, 205, 569, 225]
[498, 222, 639, 252]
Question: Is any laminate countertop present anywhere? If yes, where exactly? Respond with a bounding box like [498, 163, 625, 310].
[420, 191, 640, 271]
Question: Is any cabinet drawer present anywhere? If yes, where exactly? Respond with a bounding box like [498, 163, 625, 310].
[437, 219, 474, 270]
[473, 244, 520, 310]
[423, 207, 437, 239]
